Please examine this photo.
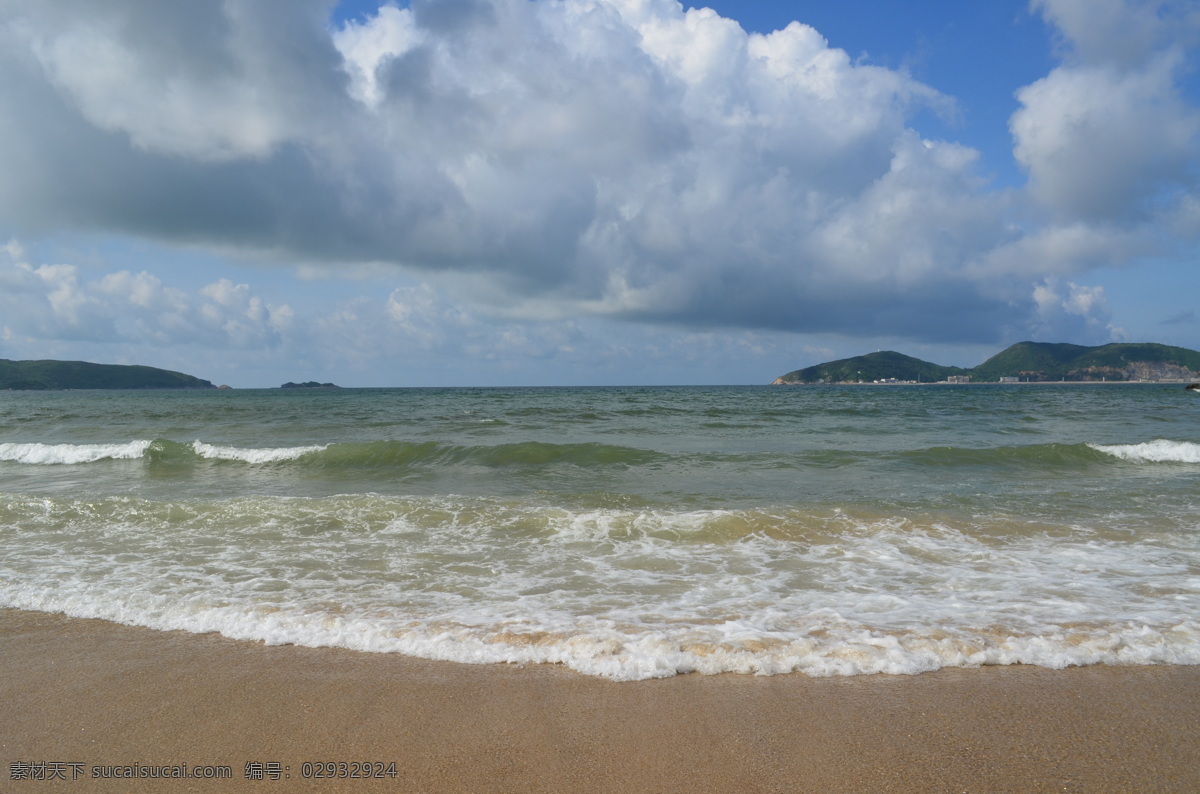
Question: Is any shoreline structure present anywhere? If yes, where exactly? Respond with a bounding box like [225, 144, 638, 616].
[3, 608, 1199, 792]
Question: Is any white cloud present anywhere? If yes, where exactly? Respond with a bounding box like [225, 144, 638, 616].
[3, 238, 25, 261]
[1011, 51, 1199, 221]
[0, 0, 1001, 342]
[1012, 0, 1200, 227]
[1030, 278, 1120, 342]
[384, 283, 473, 350]
[1032, 0, 1200, 68]
[12, 0, 340, 162]
[970, 222, 1154, 282]
[333, 5, 425, 107]
[0, 0, 1195, 363]
[37, 263, 113, 337]
[0, 251, 291, 349]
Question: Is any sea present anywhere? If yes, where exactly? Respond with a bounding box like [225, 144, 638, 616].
[1, 384, 1198, 681]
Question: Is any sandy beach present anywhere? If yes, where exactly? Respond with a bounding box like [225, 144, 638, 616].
[1, 608, 1197, 792]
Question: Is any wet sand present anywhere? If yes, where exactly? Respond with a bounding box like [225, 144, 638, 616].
[2, 608, 1198, 792]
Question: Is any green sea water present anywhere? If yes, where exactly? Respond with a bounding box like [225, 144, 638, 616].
[1, 384, 1197, 679]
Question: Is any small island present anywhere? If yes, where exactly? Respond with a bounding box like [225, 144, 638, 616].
[774, 342, 1200, 385]
[280, 381, 340, 389]
[0, 358, 215, 390]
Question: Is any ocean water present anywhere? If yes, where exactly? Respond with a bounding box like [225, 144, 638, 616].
[1, 384, 1198, 681]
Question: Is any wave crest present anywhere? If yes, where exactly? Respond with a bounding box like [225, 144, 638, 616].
[0, 440, 151, 465]
[1089, 440, 1200, 463]
[191, 440, 326, 463]
[0, 438, 661, 470]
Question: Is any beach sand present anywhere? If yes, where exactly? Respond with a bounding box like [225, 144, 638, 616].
[2, 608, 1198, 792]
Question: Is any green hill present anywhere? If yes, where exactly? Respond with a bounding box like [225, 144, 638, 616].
[774, 342, 1200, 384]
[773, 351, 968, 384]
[971, 342, 1200, 382]
[0, 359, 215, 390]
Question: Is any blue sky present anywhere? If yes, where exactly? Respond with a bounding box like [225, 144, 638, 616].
[1, 0, 1197, 386]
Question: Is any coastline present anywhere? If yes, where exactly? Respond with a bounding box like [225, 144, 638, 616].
[3, 609, 1198, 792]
[771, 379, 1200, 386]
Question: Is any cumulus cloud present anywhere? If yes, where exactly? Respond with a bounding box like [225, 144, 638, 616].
[1033, 0, 1199, 67]
[11, 0, 342, 161]
[1013, 0, 1200, 223]
[1012, 51, 1199, 221]
[0, 248, 292, 349]
[0, 0, 1195, 354]
[970, 222, 1154, 282]
[1030, 278, 1122, 343]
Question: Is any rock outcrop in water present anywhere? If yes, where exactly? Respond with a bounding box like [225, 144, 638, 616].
[0, 359, 215, 390]
[774, 342, 1200, 384]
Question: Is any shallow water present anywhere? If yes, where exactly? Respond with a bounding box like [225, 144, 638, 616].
[1, 384, 1197, 679]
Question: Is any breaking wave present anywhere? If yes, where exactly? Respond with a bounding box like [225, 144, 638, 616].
[0, 440, 152, 464]
[1089, 440, 1200, 463]
[1, 438, 666, 470]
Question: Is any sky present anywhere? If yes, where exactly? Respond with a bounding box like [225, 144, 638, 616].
[0, 0, 1197, 387]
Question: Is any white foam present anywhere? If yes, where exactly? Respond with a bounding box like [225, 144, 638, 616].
[5, 582, 1198, 681]
[191, 440, 326, 463]
[1090, 439, 1200, 463]
[2, 494, 1199, 681]
[0, 440, 152, 465]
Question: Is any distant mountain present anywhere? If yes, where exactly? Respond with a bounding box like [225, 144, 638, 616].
[970, 342, 1200, 382]
[0, 359, 215, 390]
[773, 342, 1200, 384]
[773, 351, 968, 385]
[280, 381, 340, 389]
